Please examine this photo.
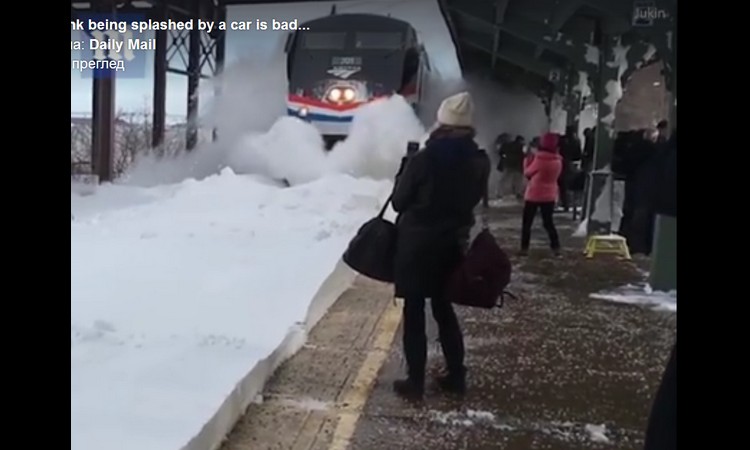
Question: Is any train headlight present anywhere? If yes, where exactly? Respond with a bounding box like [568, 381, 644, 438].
[299, 107, 309, 117]
[328, 88, 342, 102]
[343, 88, 355, 102]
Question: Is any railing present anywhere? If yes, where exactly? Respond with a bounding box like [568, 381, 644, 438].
[70, 113, 211, 177]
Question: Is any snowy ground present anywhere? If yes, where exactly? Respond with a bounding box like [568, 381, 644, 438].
[427, 409, 613, 445]
[71, 171, 392, 450]
[590, 283, 677, 312]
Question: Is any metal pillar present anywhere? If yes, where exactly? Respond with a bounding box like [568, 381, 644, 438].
[650, 26, 677, 291]
[650, 215, 676, 291]
[152, 1, 168, 149]
[90, 0, 116, 182]
[583, 31, 621, 236]
[212, 6, 226, 143]
[564, 69, 582, 129]
[186, 0, 202, 150]
[667, 25, 677, 130]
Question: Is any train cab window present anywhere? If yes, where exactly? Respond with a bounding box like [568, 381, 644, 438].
[401, 47, 419, 88]
[355, 32, 403, 49]
[302, 32, 347, 50]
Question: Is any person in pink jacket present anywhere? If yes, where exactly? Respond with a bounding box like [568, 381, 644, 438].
[520, 132, 562, 256]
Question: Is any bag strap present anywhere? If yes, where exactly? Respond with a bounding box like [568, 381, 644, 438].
[378, 194, 393, 218]
[495, 289, 520, 310]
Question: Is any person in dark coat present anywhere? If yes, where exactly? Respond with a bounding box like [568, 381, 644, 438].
[643, 342, 676, 449]
[391, 91, 489, 400]
[615, 130, 651, 237]
[494, 132, 511, 160]
[643, 131, 676, 450]
[558, 126, 583, 211]
[498, 135, 526, 200]
[627, 130, 664, 255]
[655, 128, 676, 218]
[656, 120, 669, 143]
[582, 126, 596, 172]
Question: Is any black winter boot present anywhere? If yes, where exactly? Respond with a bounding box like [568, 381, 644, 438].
[393, 378, 424, 400]
[436, 368, 466, 395]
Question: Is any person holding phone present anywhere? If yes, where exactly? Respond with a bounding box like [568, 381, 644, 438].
[390, 91, 489, 400]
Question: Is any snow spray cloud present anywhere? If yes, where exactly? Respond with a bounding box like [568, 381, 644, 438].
[461, 74, 548, 149]
[328, 95, 425, 180]
[411, 73, 548, 150]
[227, 95, 425, 185]
[121, 57, 288, 187]
[201, 57, 288, 142]
[227, 117, 327, 186]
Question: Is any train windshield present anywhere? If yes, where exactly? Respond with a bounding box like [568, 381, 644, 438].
[287, 22, 412, 94]
[354, 32, 404, 50]
[302, 32, 347, 50]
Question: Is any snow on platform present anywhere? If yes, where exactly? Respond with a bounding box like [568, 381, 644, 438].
[590, 283, 676, 312]
[71, 170, 391, 450]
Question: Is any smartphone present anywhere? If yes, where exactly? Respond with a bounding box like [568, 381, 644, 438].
[406, 141, 419, 156]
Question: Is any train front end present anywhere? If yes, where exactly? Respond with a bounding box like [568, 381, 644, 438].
[284, 14, 424, 149]
[287, 58, 375, 146]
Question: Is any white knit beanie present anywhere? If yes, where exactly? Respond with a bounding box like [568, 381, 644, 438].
[436, 92, 474, 127]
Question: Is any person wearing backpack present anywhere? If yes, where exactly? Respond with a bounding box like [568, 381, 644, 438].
[390, 91, 489, 400]
[520, 132, 563, 257]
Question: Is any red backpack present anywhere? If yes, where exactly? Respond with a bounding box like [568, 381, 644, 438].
[444, 228, 517, 309]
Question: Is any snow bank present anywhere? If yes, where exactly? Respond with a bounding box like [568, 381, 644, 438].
[71, 170, 392, 450]
[590, 283, 677, 312]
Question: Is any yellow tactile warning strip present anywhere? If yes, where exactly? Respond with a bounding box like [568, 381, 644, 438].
[328, 298, 403, 450]
[219, 278, 400, 450]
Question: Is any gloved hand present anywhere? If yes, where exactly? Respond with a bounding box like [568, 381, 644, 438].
[395, 156, 409, 178]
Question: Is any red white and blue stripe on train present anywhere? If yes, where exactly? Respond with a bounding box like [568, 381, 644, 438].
[287, 82, 419, 135]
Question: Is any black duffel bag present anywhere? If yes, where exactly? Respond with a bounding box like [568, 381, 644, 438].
[342, 195, 397, 283]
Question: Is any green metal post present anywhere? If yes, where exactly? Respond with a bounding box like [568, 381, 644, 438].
[650, 215, 676, 291]
[650, 26, 677, 291]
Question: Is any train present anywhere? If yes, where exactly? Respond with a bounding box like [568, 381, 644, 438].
[283, 9, 430, 149]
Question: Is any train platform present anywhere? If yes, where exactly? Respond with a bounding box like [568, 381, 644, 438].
[220, 203, 676, 450]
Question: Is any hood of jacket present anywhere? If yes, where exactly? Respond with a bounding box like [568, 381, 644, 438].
[531, 149, 561, 161]
[425, 128, 480, 164]
[538, 132, 560, 153]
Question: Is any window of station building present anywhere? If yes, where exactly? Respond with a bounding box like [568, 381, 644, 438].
[355, 32, 404, 50]
[302, 32, 347, 50]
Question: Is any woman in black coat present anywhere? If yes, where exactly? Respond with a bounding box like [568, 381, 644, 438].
[390, 92, 490, 399]
[643, 341, 676, 450]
